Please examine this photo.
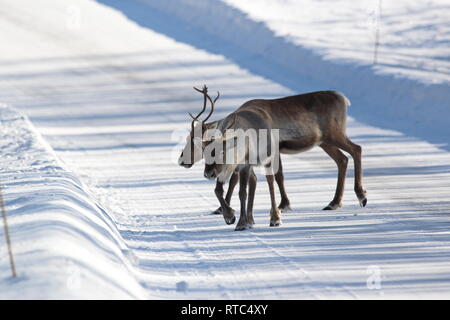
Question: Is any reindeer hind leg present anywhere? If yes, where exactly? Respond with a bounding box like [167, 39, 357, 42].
[329, 136, 367, 207]
[320, 143, 348, 210]
[247, 169, 257, 228]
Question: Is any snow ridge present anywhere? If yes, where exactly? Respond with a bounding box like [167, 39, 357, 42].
[0, 105, 146, 299]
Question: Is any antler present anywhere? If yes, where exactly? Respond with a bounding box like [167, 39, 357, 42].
[203, 91, 220, 123]
[191, 85, 220, 125]
[190, 85, 208, 125]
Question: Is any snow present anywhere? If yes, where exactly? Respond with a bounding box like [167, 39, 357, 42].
[0, 0, 449, 299]
[134, 0, 450, 148]
[224, 0, 450, 85]
[0, 106, 145, 299]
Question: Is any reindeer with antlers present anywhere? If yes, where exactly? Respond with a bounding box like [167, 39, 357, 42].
[200, 89, 368, 231]
[178, 86, 291, 222]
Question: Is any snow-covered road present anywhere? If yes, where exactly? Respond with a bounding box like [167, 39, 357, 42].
[1, 0, 450, 299]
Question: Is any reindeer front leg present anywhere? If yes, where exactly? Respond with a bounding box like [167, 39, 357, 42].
[212, 171, 238, 215]
[236, 167, 251, 231]
[214, 180, 235, 224]
[225, 170, 239, 208]
[275, 155, 291, 212]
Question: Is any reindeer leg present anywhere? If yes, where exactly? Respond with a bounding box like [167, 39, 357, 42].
[266, 171, 282, 227]
[213, 180, 224, 215]
[236, 167, 251, 231]
[320, 143, 348, 210]
[214, 180, 235, 222]
[212, 171, 238, 215]
[275, 155, 291, 212]
[331, 136, 367, 207]
[224, 170, 239, 213]
[247, 169, 257, 228]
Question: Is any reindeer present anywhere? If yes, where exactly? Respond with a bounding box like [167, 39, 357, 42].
[203, 90, 367, 231]
[178, 86, 291, 221]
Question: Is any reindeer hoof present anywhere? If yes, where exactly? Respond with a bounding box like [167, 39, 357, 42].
[211, 207, 223, 215]
[356, 189, 367, 207]
[359, 197, 367, 207]
[225, 216, 236, 225]
[323, 202, 342, 210]
[278, 203, 292, 212]
[270, 220, 281, 227]
[235, 224, 250, 231]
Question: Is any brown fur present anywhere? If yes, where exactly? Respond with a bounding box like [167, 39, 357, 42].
[205, 91, 367, 230]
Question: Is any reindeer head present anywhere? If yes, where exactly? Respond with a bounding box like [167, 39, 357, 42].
[178, 85, 220, 168]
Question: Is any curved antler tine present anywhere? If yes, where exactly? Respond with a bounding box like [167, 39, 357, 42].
[193, 85, 208, 93]
[190, 85, 209, 129]
[203, 90, 220, 123]
[214, 91, 220, 103]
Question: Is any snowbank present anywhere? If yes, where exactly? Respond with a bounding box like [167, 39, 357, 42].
[223, 0, 450, 86]
[0, 106, 146, 299]
[107, 0, 449, 148]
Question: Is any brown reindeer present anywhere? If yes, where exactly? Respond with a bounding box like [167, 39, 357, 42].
[203, 90, 367, 230]
[178, 86, 291, 220]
